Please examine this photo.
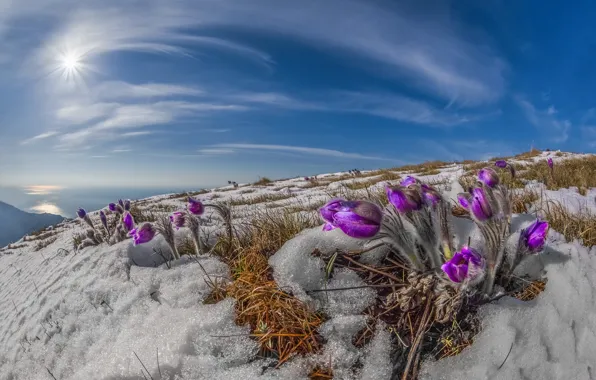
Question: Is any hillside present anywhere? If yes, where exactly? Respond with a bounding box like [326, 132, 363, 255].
[0, 201, 64, 248]
[1, 149, 595, 380]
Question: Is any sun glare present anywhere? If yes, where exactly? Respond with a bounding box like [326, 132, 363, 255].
[62, 54, 80, 70]
[55, 50, 87, 82]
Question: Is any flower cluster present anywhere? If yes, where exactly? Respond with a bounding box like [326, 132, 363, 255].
[320, 164, 549, 296]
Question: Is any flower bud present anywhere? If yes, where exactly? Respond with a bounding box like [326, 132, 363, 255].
[478, 167, 500, 188]
[187, 197, 205, 215]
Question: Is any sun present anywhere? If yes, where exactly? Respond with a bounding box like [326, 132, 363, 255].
[54, 50, 87, 82]
[62, 53, 80, 70]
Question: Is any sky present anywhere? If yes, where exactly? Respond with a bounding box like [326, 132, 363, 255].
[0, 0, 595, 189]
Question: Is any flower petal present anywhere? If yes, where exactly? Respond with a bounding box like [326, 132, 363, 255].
[333, 211, 380, 239]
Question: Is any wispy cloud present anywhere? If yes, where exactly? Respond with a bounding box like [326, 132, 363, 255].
[234, 90, 481, 127]
[212, 143, 389, 160]
[198, 148, 236, 155]
[21, 131, 58, 145]
[515, 96, 570, 142]
[94, 82, 202, 100]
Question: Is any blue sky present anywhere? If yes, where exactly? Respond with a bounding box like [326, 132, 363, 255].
[0, 0, 595, 189]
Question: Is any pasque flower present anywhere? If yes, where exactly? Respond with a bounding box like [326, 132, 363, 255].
[99, 210, 108, 230]
[386, 185, 423, 213]
[130, 223, 156, 246]
[187, 197, 204, 215]
[122, 212, 135, 232]
[320, 199, 382, 238]
[108, 203, 117, 212]
[421, 184, 442, 206]
[520, 219, 549, 253]
[124, 199, 131, 211]
[470, 187, 493, 221]
[478, 167, 500, 188]
[77, 208, 86, 219]
[547, 157, 554, 170]
[400, 176, 419, 187]
[441, 246, 485, 283]
[495, 160, 507, 168]
[457, 193, 471, 209]
[170, 211, 186, 230]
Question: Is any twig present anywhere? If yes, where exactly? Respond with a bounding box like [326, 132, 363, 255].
[341, 255, 401, 282]
[46, 367, 58, 380]
[401, 298, 433, 380]
[498, 341, 514, 369]
[133, 351, 154, 380]
[306, 284, 404, 294]
[12, 300, 19, 314]
[156, 348, 162, 378]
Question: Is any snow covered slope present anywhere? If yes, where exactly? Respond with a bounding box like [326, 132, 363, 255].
[0, 201, 64, 247]
[1, 150, 595, 380]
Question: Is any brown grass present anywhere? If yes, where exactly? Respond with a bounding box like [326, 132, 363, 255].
[514, 148, 541, 159]
[539, 199, 596, 247]
[510, 189, 540, 214]
[254, 177, 274, 186]
[228, 193, 295, 206]
[395, 160, 449, 173]
[512, 279, 547, 301]
[518, 155, 596, 194]
[211, 210, 324, 366]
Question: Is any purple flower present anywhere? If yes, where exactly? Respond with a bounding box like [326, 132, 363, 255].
[322, 222, 337, 231]
[470, 188, 492, 221]
[457, 193, 471, 209]
[441, 246, 485, 283]
[386, 185, 423, 213]
[124, 199, 131, 211]
[122, 212, 135, 232]
[169, 211, 186, 230]
[521, 219, 549, 253]
[495, 160, 508, 168]
[130, 223, 156, 246]
[330, 201, 383, 239]
[320, 199, 344, 225]
[400, 176, 419, 187]
[478, 167, 500, 188]
[304, 177, 310, 181]
[108, 203, 117, 212]
[547, 157, 554, 170]
[77, 208, 86, 219]
[421, 184, 441, 206]
[118, 199, 124, 208]
[99, 211, 108, 229]
[187, 197, 205, 215]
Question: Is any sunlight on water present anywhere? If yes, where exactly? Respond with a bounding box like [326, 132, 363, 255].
[23, 185, 63, 195]
[30, 202, 64, 215]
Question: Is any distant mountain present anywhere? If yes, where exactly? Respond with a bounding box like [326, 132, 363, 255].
[0, 201, 64, 247]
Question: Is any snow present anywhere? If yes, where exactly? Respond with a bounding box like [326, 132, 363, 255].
[1, 151, 596, 379]
[420, 239, 596, 380]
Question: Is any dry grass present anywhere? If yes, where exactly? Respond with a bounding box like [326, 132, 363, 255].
[512, 279, 547, 301]
[129, 205, 160, 223]
[301, 180, 332, 189]
[514, 148, 541, 159]
[518, 155, 596, 194]
[33, 237, 58, 252]
[344, 180, 377, 190]
[228, 193, 295, 206]
[254, 177, 274, 186]
[395, 160, 449, 173]
[510, 188, 540, 214]
[539, 199, 596, 247]
[211, 210, 324, 366]
[309, 366, 334, 379]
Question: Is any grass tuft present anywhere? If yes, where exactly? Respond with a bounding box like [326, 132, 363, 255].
[213, 210, 324, 366]
[254, 177, 273, 186]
